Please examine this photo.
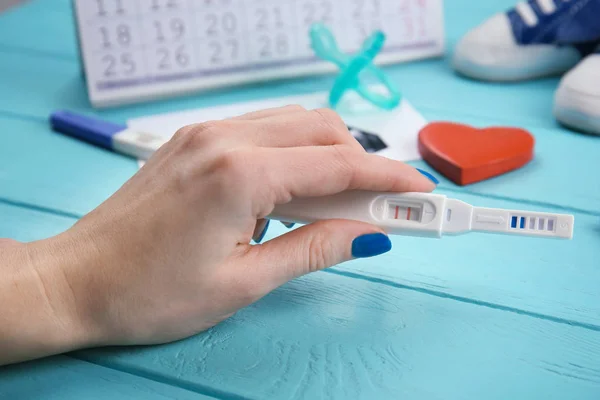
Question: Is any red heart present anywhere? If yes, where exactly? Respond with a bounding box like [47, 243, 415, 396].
[418, 122, 535, 186]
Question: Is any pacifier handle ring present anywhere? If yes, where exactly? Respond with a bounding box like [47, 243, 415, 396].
[354, 63, 402, 109]
[327, 32, 401, 109]
[309, 22, 349, 67]
[310, 23, 402, 110]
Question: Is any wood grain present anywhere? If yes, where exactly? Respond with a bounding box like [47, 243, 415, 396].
[0, 201, 74, 241]
[0, 355, 217, 399]
[3, 184, 599, 399]
[76, 270, 600, 399]
[1, 0, 599, 398]
[311, 192, 600, 328]
[0, 116, 138, 217]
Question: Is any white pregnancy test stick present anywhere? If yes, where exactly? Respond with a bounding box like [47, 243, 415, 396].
[268, 191, 574, 239]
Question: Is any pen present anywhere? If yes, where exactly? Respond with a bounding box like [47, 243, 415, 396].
[49, 110, 168, 160]
[49, 110, 386, 158]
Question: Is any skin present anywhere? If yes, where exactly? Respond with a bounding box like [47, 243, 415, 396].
[0, 105, 435, 366]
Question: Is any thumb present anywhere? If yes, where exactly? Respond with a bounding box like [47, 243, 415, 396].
[246, 219, 392, 291]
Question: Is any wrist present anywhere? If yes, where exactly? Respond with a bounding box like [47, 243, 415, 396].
[25, 233, 106, 354]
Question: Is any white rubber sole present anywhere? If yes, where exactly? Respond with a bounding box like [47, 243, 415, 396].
[452, 42, 582, 82]
[554, 86, 600, 135]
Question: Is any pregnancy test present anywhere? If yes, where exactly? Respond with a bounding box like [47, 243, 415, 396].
[269, 191, 574, 239]
[49, 110, 574, 240]
[50, 110, 167, 160]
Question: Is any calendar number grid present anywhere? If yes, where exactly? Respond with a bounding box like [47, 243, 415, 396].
[74, 0, 443, 104]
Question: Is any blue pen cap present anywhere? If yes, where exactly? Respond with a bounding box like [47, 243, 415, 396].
[49, 110, 125, 149]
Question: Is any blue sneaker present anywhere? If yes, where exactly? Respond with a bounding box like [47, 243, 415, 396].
[554, 47, 600, 135]
[452, 0, 600, 81]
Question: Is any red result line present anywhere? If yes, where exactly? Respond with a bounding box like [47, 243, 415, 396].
[394, 205, 399, 219]
[407, 207, 412, 220]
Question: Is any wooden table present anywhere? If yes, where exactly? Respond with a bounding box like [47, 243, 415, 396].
[1, 1, 599, 399]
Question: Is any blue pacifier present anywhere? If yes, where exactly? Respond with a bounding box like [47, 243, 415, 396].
[309, 23, 401, 110]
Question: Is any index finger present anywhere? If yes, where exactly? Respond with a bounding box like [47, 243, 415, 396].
[230, 104, 306, 121]
[254, 145, 437, 205]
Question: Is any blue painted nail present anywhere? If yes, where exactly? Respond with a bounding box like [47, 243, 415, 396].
[351, 233, 392, 258]
[255, 220, 270, 243]
[416, 168, 439, 184]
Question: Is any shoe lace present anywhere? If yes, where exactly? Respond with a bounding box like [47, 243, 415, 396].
[515, 0, 571, 26]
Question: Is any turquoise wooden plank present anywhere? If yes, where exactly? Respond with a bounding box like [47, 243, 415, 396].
[0, 0, 77, 59]
[0, 116, 138, 218]
[287, 192, 600, 328]
[1, 1, 598, 399]
[392, 62, 563, 130]
[5, 197, 599, 399]
[443, 1, 516, 44]
[0, 52, 89, 120]
[0, 200, 75, 242]
[1, 100, 598, 220]
[0, 355, 217, 400]
[2, 185, 599, 399]
[75, 269, 600, 400]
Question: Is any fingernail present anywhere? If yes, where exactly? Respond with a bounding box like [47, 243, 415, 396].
[255, 220, 270, 243]
[351, 233, 392, 258]
[416, 168, 439, 184]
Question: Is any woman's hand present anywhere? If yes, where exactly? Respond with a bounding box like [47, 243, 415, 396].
[1, 105, 436, 365]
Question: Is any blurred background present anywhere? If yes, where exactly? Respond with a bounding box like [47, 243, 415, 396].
[0, 0, 23, 13]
